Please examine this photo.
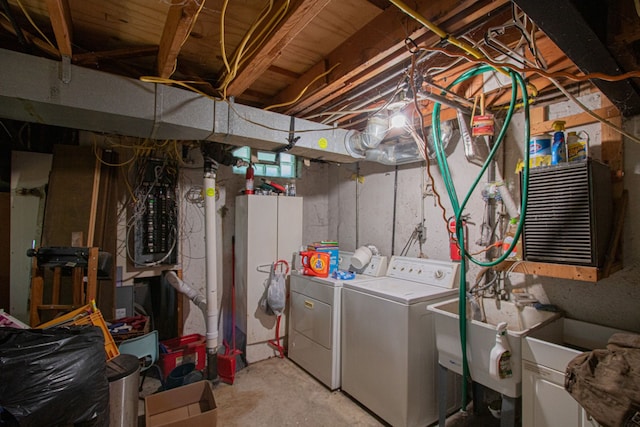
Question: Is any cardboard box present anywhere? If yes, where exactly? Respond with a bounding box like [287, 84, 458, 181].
[145, 380, 217, 427]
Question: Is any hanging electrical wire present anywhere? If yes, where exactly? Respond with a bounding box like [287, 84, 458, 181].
[264, 63, 341, 111]
[407, 52, 450, 229]
[14, 0, 56, 51]
[217, 0, 291, 99]
[419, 45, 640, 144]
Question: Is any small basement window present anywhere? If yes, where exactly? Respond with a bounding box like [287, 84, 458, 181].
[231, 146, 297, 178]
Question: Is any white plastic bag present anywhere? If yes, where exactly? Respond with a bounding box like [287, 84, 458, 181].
[267, 271, 286, 316]
[260, 260, 289, 316]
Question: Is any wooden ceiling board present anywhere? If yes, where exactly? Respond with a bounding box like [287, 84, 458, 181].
[66, 0, 169, 50]
[268, 0, 381, 75]
[246, 70, 292, 98]
[173, 9, 224, 77]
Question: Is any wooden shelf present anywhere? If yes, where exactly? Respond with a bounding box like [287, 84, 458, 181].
[493, 260, 623, 282]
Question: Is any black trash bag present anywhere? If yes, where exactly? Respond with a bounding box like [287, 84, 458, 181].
[0, 326, 109, 427]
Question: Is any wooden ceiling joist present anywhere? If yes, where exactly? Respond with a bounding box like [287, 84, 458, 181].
[73, 46, 159, 66]
[225, 0, 332, 97]
[274, 0, 509, 116]
[45, 0, 73, 57]
[157, 0, 202, 79]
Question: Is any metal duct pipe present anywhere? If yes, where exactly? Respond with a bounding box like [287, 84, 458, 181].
[0, 48, 356, 163]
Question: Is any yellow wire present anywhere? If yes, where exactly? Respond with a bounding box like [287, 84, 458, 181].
[219, 0, 232, 75]
[218, 0, 278, 98]
[183, 0, 205, 48]
[226, 0, 275, 69]
[388, 0, 484, 59]
[16, 0, 56, 51]
[234, 0, 289, 70]
[388, 0, 541, 98]
[139, 76, 220, 99]
[263, 62, 341, 111]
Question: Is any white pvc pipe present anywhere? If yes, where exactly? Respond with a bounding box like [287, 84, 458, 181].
[203, 172, 219, 353]
[495, 166, 520, 219]
[165, 271, 206, 313]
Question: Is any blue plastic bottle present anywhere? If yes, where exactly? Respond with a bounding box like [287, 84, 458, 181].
[551, 120, 566, 165]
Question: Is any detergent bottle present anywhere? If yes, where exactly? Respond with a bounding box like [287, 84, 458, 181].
[300, 251, 330, 277]
[489, 322, 513, 380]
[566, 131, 588, 162]
[551, 120, 566, 165]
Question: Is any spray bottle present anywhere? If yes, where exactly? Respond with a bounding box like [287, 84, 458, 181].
[551, 120, 566, 165]
[489, 322, 513, 379]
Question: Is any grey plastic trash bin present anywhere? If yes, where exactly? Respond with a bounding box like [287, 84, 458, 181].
[107, 353, 140, 427]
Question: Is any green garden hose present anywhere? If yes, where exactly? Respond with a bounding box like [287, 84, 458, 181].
[431, 65, 531, 411]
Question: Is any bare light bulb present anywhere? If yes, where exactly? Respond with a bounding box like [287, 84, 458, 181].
[390, 113, 406, 128]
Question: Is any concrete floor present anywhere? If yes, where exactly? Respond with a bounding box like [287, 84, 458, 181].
[138, 357, 502, 426]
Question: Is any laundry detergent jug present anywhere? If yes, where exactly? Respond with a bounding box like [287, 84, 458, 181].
[300, 251, 330, 277]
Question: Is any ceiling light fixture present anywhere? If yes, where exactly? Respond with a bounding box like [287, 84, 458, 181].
[390, 112, 406, 128]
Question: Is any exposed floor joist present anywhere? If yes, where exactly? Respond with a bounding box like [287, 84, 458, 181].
[157, 0, 202, 79]
[274, 0, 509, 116]
[225, 0, 333, 97]
[45, 0, 72, 56]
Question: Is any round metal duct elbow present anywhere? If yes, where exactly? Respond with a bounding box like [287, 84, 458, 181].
[346, 120, 457, 165]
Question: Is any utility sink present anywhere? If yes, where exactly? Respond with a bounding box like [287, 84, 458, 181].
[427, 297, 563, 398]
[521, 319, 636, 427]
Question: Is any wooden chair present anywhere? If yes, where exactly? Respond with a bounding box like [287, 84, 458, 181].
[29, 247, 99, 327]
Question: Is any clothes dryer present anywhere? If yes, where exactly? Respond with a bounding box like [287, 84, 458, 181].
[289, 251, 387, 390]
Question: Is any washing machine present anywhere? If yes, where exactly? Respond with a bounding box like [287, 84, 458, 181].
[341, 256, 462, 427]
[289, 251, 388, 390]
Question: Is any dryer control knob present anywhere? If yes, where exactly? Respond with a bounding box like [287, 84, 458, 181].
[434, 270, 444, 279]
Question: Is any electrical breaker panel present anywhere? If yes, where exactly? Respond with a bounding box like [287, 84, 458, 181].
[132, 158, 178, 267]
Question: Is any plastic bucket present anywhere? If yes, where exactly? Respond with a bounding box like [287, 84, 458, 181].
[529, 134, 551, 157]
[165, 362, 203, 389]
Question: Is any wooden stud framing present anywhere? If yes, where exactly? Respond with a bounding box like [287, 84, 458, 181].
[45, 0, 73, 57]
[157, 0, 202, 78]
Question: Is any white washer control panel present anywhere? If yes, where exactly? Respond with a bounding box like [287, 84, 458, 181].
[339, 251, 388, 277]
[386, 256, 459, 288]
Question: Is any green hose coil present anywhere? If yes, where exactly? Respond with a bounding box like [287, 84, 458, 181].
[431, 65, 531, 411]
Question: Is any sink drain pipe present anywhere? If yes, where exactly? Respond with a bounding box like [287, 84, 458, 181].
[431, 65, 531, 412]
